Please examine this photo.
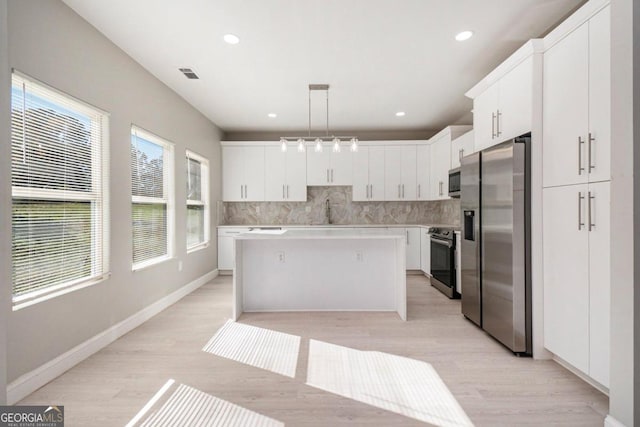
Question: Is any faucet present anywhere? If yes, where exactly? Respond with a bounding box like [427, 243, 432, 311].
[325, 198, 332, 224]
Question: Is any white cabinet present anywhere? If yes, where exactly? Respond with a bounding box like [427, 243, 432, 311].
[450, 130, 475, 169]
[264, 146, 307, 201]
[217, 227, 250, 270]
[543, 6, 610, 188]
[384, 146, 417, 201]
[416, 145, 431, 200]
[543, 181, 610, 386]
[306, 148, 353, 186]
[420, 228, 430, 275]
[405, 227, 421, 270]
[222, 146, 265, 201]
[473, 56, 534, 152]
[429, 136, 451, 200]
[352, 146, 385, 201]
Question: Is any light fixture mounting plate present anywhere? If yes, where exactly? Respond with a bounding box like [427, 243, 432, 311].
[309, 84, 329, 91]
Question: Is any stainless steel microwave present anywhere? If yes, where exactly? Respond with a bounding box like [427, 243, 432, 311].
[448, 167, 461, 198]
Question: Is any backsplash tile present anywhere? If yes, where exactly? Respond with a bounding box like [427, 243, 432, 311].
[221, 186, 460, 226]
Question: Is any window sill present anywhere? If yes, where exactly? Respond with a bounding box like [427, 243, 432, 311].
[132, 255, 174, 272]
[187, 241, 210, 254]
[13, 273, 111, 311]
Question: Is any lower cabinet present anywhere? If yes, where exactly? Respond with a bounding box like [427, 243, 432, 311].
[543, 182, 610, 387]
[420, 228, 430, 275]
[405, 227, 421, 270]
[217, 228, 249, 271]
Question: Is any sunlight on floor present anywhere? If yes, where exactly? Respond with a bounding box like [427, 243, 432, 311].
[203, 319, 300, 378]
[306, 339, 474, 427]
[133, 383, 284, 427]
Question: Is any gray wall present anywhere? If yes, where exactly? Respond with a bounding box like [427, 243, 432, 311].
[6, 0, 222, 382]
[609, 0, 637, 425]
[0, 0, 10, 404]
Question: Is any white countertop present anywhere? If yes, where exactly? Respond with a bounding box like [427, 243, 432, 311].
[234, 228, 406, 240]
[218, 223, 458, 230]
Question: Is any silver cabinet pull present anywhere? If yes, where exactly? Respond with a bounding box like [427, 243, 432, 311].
[282, 184, 285, 199]
[398, 184, 401, 198]
[496, 110, 502, 137]
[402, 184, 405, 198]
[240, 185, 243, 199]
[287, 185, 290, 199]
[406, 230, 409, 245]
[370, 184, 373, 199]
[578, 192, 585, 230]
[331, 169, 334, 183]
[326, 169, 330, 183]
[578, 136, 585, 175]
[418, 184, 421, 198]
[588, 191, 595, 231]
[245, 185, 248, 199]
[588, 133, 595, 173]
[492, 112, 496, 139]
[366, 184, 369, 199]
[459, 148, 464, 161]
[439, 181, 443, 196]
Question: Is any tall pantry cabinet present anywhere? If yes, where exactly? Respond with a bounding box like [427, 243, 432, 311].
[542, 3, 611, 388]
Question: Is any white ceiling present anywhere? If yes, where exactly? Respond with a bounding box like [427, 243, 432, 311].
[62, 0, 584, 133]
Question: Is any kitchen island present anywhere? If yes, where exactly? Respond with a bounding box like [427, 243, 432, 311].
[233, 229, 407, 320]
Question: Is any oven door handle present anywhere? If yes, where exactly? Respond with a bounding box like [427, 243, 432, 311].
[431, 238, 453, 248]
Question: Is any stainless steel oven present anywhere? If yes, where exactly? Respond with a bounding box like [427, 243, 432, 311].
[430, 227, 459, 299]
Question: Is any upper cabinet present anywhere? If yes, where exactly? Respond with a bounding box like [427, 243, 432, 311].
[222, 145, 265, 201]
[307, 148, 353, 186]
[451, 130, 475, 169]
[352, 146, 385, 201]
[466, 41, 543, 152]
[427, 126, 471, 200]
[384, 145, 417, 201]
[416, 145, 431, 200]
[264, 146, 307, 201]
[543, 5, 610, 188]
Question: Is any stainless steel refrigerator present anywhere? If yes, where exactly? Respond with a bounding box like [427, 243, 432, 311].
[460, 135, 532, 355]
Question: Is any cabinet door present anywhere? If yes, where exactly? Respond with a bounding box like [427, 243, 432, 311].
[498, 56, 533, 141]
[543, 184, 590, 374]
[416, 145, 430, 200]
[222, 146, 245, 201]
[264, 146, 286, 201]
[401, 146, 417, 200]
[384, 146, 402, 201]
[587, 6, 611, 184]
[286, 148, 307, 201]
[330, 149, 353, 185]
[352, 147, 370, 201]
[368, 147, 386, 201]
[430, 138, 450, 200]
[306, 149, 331, 185]
[405, 228, 421, 270]
[473, 83, 499, 152]
[420, 229, 430, 274]
[588, 181, 610, 387]
[218, 236, 234, 270]
[450, 135, 462, 170]
[543, 23, 589, 187]
[243, 146, 265, 201]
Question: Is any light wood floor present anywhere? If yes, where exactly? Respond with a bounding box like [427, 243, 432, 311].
[19, 275, 608, 426]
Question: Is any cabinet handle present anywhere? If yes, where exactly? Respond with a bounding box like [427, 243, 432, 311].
[327, 169, 330, 183]
[459, 148, 464, 161]
[588, 133, 595, 173]
[245, 185, 248, 199]
[578, 136, 585, 175]
[439, 181, 443, 196]
[496, 110, 502, 137]
[406, 230, 409, 245]
[492, 112, 496, 139]
[287, 185, 290, 199]
[588, 191, 595, 231]
[398, 184, 401, 198]
[418, 184, 421, 198]
[370, 184, 373, 199]
[240, 185, 243, 199]
[282, 184, 285, 199]
[331, 169, 334, 183]
[578, 192, 585, 230]
[402, 184, 405, 198]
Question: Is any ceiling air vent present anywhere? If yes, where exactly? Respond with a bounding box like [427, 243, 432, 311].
[179, 68, 199, 79]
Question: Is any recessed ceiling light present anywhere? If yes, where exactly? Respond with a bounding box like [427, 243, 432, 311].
[455, 31, 474, 42]
[267, 113, 277, 118]
[223, 34, 240, 45]
[395, 111, 406, 117]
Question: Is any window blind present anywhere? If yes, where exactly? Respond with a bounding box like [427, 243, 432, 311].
[11, 72, 109, 305]
[131, 127, 174, 268]
[186, 150, 209, 250]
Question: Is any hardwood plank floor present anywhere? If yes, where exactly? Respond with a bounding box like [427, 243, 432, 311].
[18, 275, 608, 426]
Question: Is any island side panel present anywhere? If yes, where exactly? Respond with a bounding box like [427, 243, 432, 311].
[241, 238, 398, 312]
[232, 238, 243, 320]
[396, 237, 407, 321]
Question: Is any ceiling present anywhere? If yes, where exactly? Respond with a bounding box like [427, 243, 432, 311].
[62, 0, 584, 134]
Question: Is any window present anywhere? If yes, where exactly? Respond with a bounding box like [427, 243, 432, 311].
[131, 126, 174, 269]
[10, 71, 109, 308]
[186, 150, 210, 251]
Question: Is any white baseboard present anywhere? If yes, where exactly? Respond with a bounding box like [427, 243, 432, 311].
[551, 355, 609, 396]
[7, 269, 218, 404]
[604, 415, 627, 427]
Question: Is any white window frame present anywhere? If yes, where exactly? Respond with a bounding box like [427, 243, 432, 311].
[11, 71, 110, 310]
[186, 149, 210, 252]
[131, 126, 175, 271]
